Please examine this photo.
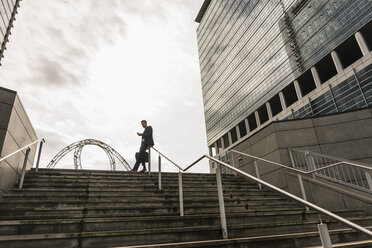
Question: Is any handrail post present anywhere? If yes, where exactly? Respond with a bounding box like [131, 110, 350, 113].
[231, 152, 237, 177]
[216, 163, 228, 239]
[318, 223, 332, 248]
[288, 148, 295, 167]
[306, 151, 316, 179]
[365, 170, 372, 192]
[298, 174, 309, 212]
[254, 160, 262, 190]
[148, 148, 151, 175]
[178, 170, 184, 216]
[35, 140, 44, 172]
[158, 155, 162, 190]
[19, 147, 31, 189]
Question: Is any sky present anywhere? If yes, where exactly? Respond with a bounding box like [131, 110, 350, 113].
[0, 0, 209, 173]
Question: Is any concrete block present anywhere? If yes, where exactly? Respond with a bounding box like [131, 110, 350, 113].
[7, 109, 35, 151]
[0, 129, 5, 155]
[0, 103, 12, 130]
[276, 127, 319, 148]
[0, 160, 19, 191]
[308, 182, 346, 210]
[342, 194, 366, 210]
[260, 168, 287, 189]
[251, 133, 279, 157]
[0, 87, 16, 105]
[249, 124, 276, 145]
[274, 119, 314, 131]
[13, 96, 37, 140]
[319, 137, 372, 161]
[312, 108, 372, 126]
[1, 132, 27, 173]
[315, 118, 372, 143]
[285, 172, 314, 203]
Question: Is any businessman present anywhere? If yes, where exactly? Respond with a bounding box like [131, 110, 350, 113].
[132, 120, 154, 172]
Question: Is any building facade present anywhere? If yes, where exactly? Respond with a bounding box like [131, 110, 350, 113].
[195, 0, 372, 171]
[0, 0, 21, 65]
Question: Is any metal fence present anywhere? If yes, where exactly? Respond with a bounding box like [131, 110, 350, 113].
[289, 148, 372, 193]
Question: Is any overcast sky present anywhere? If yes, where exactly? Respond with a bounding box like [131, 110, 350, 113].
[0, 0, 209, 173]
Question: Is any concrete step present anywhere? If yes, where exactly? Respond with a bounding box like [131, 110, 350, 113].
[0, 224, 370, 248]
[2, 190, 277, 200]
[0, 207, 308, 221]
[0, 196, 290, 208]
[0, 210, 367, 236]
[109, 231, 372, 248]
[0, 202, 303, 219]
[1, 168, 369, 247]
[306, 239, 372, 247]
[29, 169, 238, 180]
[1, 192, 280, 203]
[19, 181, 259, 191]
[25, 173, 250, 183]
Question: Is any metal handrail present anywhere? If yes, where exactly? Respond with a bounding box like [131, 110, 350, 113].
[0, 138, 45, 189]
[149, 147, 372, 238]
[290, 147, 372, 170]
[0, 138, 44, 163]
[230, 149, 372, 175]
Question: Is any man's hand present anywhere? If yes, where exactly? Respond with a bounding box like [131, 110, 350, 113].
[137, 132, 143, 136]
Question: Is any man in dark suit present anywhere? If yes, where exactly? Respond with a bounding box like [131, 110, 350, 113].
[132, 120, 154, 172]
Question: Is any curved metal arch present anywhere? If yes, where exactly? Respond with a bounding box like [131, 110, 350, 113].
[73, 146, 83, 170]
[47, 139, 131, 171]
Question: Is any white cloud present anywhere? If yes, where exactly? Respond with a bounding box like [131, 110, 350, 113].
[0, 0, 209, 173]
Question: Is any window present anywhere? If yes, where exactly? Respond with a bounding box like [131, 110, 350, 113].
[216, 139, 222, 153]
[238, 119, 247, 137]
[230, 127, 238, 143]
[282, 83, 298, 107]
[360, 20, 372, 51]
[298, 70, 316, 96]
[257, 104, 269, 124]
[247, 113, 257, 131]
[223, 133, 230, 148]
[316, 54, 337, 83]
[269, 94, 282, 116]
[336, 35, 363, 68]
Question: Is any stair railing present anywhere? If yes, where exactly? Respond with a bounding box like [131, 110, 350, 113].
[149, 147, 372, 247]
[288, 148, 372, 193]
[0, 138, 45, 189]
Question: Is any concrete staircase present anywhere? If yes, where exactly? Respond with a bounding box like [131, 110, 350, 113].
[0, 168, 371, 247]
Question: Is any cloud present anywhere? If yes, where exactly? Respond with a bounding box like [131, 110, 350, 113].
[0, 0, 209, 173]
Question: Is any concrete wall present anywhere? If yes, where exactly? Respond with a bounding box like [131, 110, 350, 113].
[229, 107, 372, 210]
[0, 87, 38, 192]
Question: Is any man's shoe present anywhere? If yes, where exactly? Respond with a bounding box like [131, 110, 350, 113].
[140, 168, 147, 172]
[131, 169, 137, 172]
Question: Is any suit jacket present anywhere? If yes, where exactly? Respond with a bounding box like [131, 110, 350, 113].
[142, 126, 154, 146]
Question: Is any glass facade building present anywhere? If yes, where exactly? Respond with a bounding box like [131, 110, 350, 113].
[0, 0, 21, 65]
[195, 0, 372, 156]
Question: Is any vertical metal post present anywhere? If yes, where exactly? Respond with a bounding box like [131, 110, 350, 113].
[19, 148, 31, 189]
[298, 174, 309, 212]
[365, 170, 372, 192]
[231, 152, 237, 177]
[148, 148, 151, 175]
[318, 223, 332, 248]
[216, 164, 228, 239]
[158, 155, 162, 190]
[178, 170, 184, 216]
[306, 151, 316, 179]
[288, 149, 295, 167]
[35, 140, 44, 172]
[254, 160, 262, 190]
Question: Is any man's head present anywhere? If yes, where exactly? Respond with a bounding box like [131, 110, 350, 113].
[141, 120, 147, 128]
